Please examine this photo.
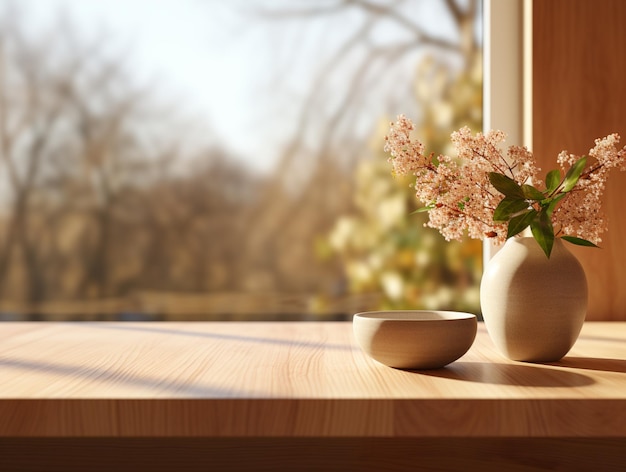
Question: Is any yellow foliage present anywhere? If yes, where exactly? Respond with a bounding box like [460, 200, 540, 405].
[327, 53, 483, 314]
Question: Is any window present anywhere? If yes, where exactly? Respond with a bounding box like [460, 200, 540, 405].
[0, 0, 482, 321]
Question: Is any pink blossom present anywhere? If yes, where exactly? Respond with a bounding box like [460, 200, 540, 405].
[385, 115, 626, 245]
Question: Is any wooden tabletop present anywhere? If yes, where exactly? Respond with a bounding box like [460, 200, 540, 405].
[1, 321, 625, 438]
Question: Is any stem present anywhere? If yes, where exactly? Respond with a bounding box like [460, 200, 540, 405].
[438, 202, 494, 227]
[470, 146, 510, 176]
[484, 139, 516, 177]
[581, 161, 603, 178]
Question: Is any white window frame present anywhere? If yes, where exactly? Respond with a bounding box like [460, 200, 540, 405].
[482, 0, 532, 262]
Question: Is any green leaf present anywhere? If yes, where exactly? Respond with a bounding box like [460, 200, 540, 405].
[493, 197, 530, 222]
[561, 235, 599, 248]
[562, 156, 587, 192]
[410, 205, 434, 215]
[530, 210, 554, 258]
[488, 172, 525, 199]
[545, 193, 566, 216]
[506, 209, 537, 239]
[546, 169, 561, 193]
[521, 184, 545, 201]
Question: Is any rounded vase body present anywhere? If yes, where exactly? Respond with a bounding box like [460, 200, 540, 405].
[480, 237, 587, 362]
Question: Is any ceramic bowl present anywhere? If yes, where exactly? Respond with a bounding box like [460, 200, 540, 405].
[353, 310, 477, 369]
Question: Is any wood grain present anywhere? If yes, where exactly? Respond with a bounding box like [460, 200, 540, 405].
[533, 0, 626, 320]
[0, 322, 625, 438]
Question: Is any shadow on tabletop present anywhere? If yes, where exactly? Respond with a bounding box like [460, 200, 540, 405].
[548, 356, 626, 374]
[405, 360, 595, 387]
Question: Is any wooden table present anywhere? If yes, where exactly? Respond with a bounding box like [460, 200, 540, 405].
[1, 322, 625, 471]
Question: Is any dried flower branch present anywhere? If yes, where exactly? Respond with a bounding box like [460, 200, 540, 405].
[384, 115, 626, 257]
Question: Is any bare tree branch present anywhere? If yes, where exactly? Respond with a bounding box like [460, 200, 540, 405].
[444, 0, 465, 26]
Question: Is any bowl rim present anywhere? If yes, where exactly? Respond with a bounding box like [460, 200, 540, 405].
[353, 310, 476, 322]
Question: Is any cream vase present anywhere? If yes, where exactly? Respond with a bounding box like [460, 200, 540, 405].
[480, 237, 587, 362]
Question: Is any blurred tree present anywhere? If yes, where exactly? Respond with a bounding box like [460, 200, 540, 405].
[227, 0, 481, 302]
[325, 53, 483, 313]
[0, 8, 260, 311]
[0, 1, 481, 319]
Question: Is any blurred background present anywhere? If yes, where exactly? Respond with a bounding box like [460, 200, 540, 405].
[0, 0, 482, 321]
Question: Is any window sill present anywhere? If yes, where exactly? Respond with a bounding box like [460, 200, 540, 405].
[1, 321, 625, 470]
